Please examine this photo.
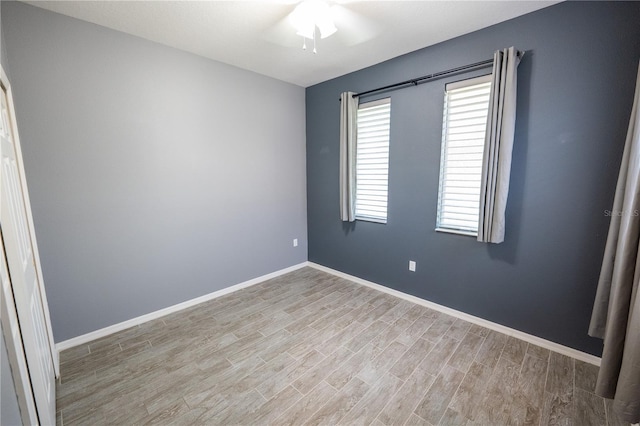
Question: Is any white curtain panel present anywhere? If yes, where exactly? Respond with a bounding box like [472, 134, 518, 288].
[477, 47, 521, 243]
[589, 61, 640, 424]
[339, 91, 358, 222]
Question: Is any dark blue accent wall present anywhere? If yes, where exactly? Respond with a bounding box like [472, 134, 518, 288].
[306, 1, 640, 356]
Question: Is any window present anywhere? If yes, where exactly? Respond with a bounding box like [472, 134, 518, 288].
[355, 98, 391, 223]
[436, 75, 492, 235]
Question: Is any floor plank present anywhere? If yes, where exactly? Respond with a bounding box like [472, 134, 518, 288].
[340, 372, 404, 425]
[414, 365, 465, 424]
[273, 381, 337, 426]
[376, 363, 436, 425]
[573, 387, 606, 426]
[304, 377, 370, 425]
[449, 361, 493, 421]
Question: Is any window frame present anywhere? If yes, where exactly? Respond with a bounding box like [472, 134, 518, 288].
[355, 97, 391, 224]
[436, 74, 492, 236]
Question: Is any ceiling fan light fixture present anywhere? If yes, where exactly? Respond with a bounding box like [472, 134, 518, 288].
[295, 26, 315, 40]
[290, 0, 337, 50]
[317, 15, 337, 39]
[290, 2, 315, 39]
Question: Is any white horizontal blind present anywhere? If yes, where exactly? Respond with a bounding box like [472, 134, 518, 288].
[356, 98, 391, 223]
[437, 75, 492, 235]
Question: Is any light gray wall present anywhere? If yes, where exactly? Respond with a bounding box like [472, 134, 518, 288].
[3, 2, 308, 342]
[1, 0, 6, 71]
[1, 327, 22, 426]
[1, 33, 6, 76]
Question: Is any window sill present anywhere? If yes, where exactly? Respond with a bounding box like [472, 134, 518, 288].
[435, 227, 477, 237]
[356, 216, 387, 224]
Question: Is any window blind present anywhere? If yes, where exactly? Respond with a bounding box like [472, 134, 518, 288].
[437, 75, 491, 234]
[356, 98, 391, 223]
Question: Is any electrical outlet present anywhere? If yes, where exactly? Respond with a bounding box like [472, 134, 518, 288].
[293, 238, 298, 247]
[409, 260, 416, 272]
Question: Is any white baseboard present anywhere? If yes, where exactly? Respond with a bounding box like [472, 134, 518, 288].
[308, 262, 601, 367]
[58, 260, 601, 368]
[55, 262, 308, 352]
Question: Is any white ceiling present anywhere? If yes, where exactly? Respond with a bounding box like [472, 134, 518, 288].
[22, 1, 558, 87]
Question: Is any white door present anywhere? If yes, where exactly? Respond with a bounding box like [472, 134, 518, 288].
[1, 234, 39, 425]
[1, 69, 56, 425]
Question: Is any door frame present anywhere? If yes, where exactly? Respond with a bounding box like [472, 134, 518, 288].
[0, 64, 59, 377]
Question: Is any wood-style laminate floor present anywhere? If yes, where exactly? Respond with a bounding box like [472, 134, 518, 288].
[57, 267, 625, 425]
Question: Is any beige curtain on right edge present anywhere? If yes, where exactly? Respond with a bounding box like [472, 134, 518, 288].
[477, 47, 521, 243]
[589, 60, 640, 424]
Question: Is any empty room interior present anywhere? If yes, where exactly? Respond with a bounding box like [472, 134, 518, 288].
[1, 0, 640, 425]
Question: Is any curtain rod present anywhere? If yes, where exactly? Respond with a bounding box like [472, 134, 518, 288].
[343, 51, 525, 100]
[352, 58, 493, 99]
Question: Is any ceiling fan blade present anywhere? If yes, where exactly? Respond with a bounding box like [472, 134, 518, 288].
[330, 4, 380, 46]
[261, 10, 306, 48]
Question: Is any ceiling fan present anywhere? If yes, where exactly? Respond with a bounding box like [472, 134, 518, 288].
[263, 0, 380, 53]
